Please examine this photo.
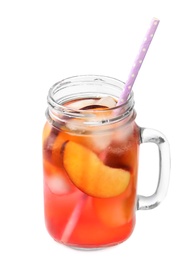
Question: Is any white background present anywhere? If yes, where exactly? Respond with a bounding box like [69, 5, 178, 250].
[1, 0, 195, 259]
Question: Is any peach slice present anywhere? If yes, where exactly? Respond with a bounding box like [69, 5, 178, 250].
[66, 96, 116, 110]
[43, 161, 74, 195]
[63, 141, 131, 198]
[95, 96, 116, 108]
[66, 98, 96, 110]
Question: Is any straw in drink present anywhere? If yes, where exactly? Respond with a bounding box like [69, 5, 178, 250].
[43, 17, 160, 247]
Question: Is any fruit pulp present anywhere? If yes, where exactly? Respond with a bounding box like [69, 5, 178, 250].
[42, 98, 140, 248]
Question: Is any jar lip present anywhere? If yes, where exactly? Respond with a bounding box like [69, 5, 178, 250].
[47, 75, 134, 115]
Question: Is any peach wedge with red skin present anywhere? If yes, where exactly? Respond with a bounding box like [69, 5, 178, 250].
[63, 141, 131, 198]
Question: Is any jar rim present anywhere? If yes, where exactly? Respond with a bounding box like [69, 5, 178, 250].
[48, 75, 134, 112]
[46, 75, 135, 127]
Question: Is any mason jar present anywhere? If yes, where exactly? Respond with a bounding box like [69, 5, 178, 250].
[42, 75, 170, 249]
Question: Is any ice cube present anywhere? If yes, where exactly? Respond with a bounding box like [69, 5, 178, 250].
[46, 175, 71, 195]
[91, 133, 112, 153]
[114, 121, 135, 143]
[66, 96, 117, 150]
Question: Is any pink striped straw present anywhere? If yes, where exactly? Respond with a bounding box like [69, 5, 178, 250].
[117, 17, 160, 106]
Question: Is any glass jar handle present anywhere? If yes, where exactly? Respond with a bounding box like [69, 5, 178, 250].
[137, 127, 171, 210]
